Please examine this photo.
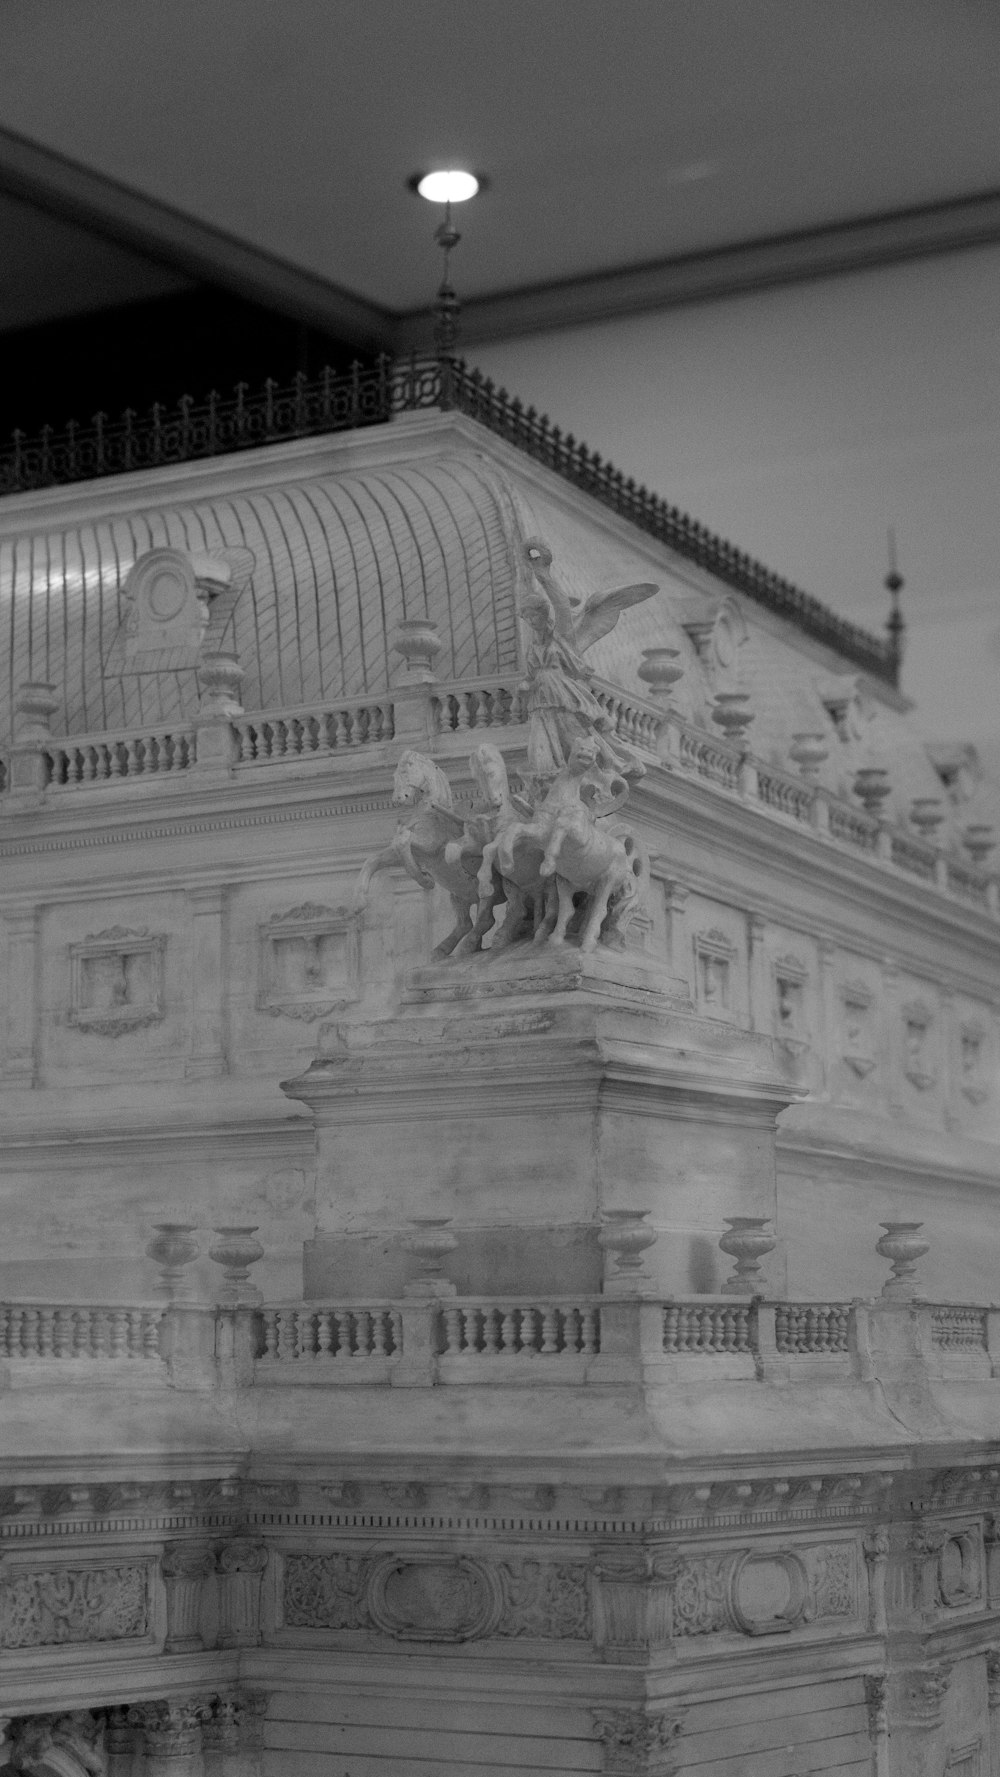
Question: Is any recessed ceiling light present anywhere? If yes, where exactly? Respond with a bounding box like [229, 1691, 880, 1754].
[412, 169, 481, 203]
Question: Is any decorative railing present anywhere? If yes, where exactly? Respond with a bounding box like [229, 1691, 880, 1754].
[930, 1306, 989, 1351]
[756, 766, 814, 825]
[662, 1302, 752, 1354]
[232, 698, 394, 763]
[45, 725, 195, 787]
[774, 1303, 851, 1355]
[10, 687, 998, 919]
[0, 1303, 161, 1359]
[0, 353, 899, 685]
[675, 725, 742, 792]
[258, 1303, 401, 1361]
[431, 678, 528, 735]
[438, 1299, 600, 1357]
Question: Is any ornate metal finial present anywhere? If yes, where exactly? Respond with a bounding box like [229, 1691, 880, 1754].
[884, 525, 906, 677]
[433, 202, 462, 360]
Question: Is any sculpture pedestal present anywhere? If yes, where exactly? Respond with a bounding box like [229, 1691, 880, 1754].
[285, 946, 800, 1302]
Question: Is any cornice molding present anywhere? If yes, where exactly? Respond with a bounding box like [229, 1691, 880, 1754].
[396, 189, 1000, 348]
[0, 124, 392, 352]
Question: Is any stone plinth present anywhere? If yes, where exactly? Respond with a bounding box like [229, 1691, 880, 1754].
[283, 947, 801, 1301]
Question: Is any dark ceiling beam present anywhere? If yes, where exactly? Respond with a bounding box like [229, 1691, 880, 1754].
[0, 125, 395, 354]
[394, 189, 1000, 350]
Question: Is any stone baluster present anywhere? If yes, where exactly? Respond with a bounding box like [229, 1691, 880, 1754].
[987, 1649, 1000, 1777]
[186, 884, 229, 1079]
[131, 1698, 211, 1777]
[216, 1539, 268, 1647]
[1, 904, 40, 1088]
[162, 1541, 216, 1650]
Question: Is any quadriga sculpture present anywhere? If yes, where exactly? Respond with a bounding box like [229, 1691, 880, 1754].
[353, 749, 502, 958]
[355, 538, 657, 958]
[478, 734, 645, 952]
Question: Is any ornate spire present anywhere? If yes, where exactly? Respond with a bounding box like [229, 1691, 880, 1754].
[884, 525, 906, 679]
[433, 201, 462, 361]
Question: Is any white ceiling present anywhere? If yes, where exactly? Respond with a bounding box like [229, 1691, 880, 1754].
[0, 0, 998, 341]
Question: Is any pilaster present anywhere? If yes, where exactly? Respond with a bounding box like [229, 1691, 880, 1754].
[186, 883, 228, 1079]
[2, 903, 40, 1087]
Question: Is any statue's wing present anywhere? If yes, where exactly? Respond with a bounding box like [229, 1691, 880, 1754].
[574, 582, 659, 653]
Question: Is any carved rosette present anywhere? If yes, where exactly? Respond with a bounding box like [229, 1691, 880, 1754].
[591, 1707, 685, 1776]
[899, 1662, 952, 1730]
[216, 1539, 268, 1647]
[161, 1541, 215, 1651]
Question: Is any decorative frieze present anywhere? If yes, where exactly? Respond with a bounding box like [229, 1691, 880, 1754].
[257, 902, 361, 1020]
[0, 1561, 148, 1648]
[591, 1706, 685, 1776]
[282, 1549, 591, 1641]
[67, 926, 166, 1037]
[662, 1540, 858, 1639]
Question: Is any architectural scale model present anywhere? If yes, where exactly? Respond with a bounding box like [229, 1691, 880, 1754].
[2, 360, 1000, 1776]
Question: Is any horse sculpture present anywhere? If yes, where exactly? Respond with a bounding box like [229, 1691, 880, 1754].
[354, 749, 501, 958]
[478, 734, 645, 953]
[455, 743, 558, 952]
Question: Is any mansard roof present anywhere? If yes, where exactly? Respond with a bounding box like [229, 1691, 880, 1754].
[0, 450, 522, 738]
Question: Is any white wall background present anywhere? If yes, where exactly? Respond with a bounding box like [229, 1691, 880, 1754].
[470, 245, 1000, 752]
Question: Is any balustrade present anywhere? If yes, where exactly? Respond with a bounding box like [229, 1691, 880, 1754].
[45, 726, 195, 786]
[755, 767, 814, 824]
[0, 1302, 161, 1359]
[232, 698, 394, 761]
[437, 1299, 600, 1357]
[661, 1302, 751, 1354]
[257, 1303, 401, 1361]
[774, 1302, 851, 1355]
[930, 1305, 989, 1351]
[431, 680, 527, 733]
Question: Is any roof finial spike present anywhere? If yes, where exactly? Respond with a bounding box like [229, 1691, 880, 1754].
[433, 199, 462, 362]
[884, 524, 906, 681]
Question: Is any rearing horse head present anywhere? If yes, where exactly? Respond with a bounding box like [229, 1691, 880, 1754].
[392, 748, 455, 810]
[469, 742, 510, 814]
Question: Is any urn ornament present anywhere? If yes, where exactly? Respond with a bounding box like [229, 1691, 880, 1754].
[719, 1216, 776, 1295]
[876, 1221, 930, 1300]
[146, 1223, 199, 1298]
[599, 1208, 657, 1293]
[788, 731, 829, 782]
[909, 796, 945, 840]
[391, 618, 443, 682]
[710, 691, 754, 743]
[963, 823, 996, 866]
[853, 766, 891, 815]
[209, 1225, 265, 1305]
[403, 1216, 458, 1297]
[636, 647, 684, 700]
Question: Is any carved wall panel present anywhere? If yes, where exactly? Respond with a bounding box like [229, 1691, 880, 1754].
[256, 902, 361, 1021]
[0, 1562, 149, 1648]
[840, 978, 876, 1078]
[693, 927, 738, 1020]
[773, 952, 809, 1041]
[959, 1019, 990, 1104]
[669, 1539, 858, 1639]
[67, 928, 166, 1037]
[902, 997, 937, 1091]
[280, 1548, 590, 1642]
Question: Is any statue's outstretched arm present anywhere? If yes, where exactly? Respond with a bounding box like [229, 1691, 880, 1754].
[524, 538, 577, 642]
